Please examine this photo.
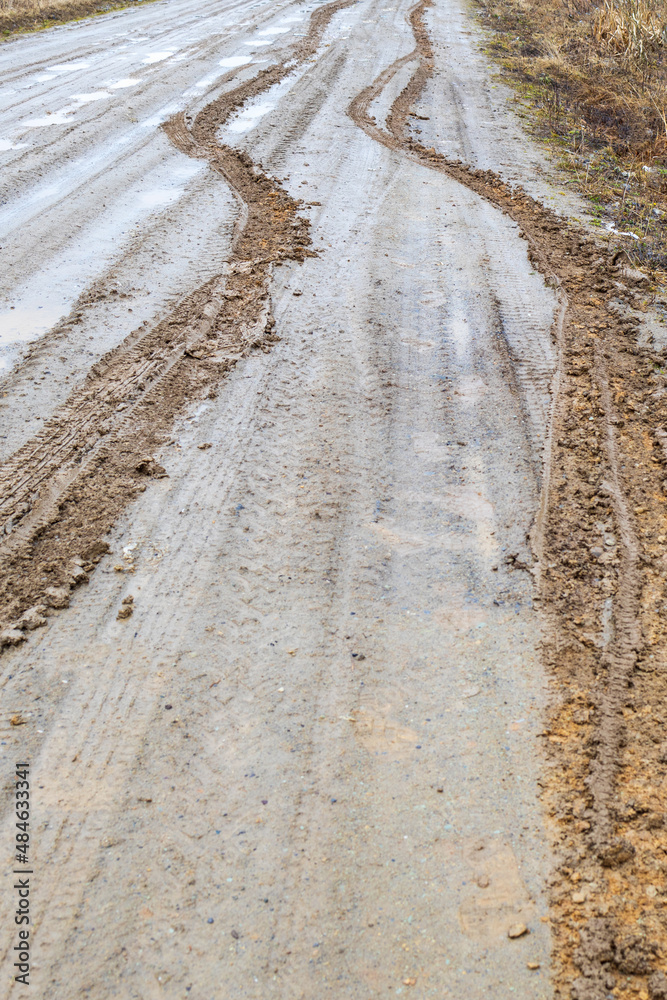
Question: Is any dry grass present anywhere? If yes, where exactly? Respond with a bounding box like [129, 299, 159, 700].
[475, 0, 667, 272]
[593, 0, 666, 65]
[0, 0, 147, 37]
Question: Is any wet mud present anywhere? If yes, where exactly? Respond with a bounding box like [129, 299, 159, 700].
[348, 2, 667, 996]
[0, 0, 666, 995]
[0, 0, 353, 645]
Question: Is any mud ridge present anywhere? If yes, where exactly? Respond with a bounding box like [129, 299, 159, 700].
[348, 3, 667, 997]
[0, 0, 354, 647]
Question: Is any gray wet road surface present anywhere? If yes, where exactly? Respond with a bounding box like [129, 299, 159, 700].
[0, 0, 559, 996]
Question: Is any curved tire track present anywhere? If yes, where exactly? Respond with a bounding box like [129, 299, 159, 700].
[346, 1, 667, 995]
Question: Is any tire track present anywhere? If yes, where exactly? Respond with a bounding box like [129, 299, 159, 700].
[0, 0, 354, 647]
[347, 2, 667, 997]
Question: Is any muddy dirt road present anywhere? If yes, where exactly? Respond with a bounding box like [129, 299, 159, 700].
[2, 0, 667, 997]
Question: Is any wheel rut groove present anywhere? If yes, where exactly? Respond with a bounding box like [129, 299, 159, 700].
[348, 2, 667, 996]
[0, 0, 354, 648]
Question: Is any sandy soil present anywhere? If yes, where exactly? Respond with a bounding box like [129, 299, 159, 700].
[1, 0, 666, 998]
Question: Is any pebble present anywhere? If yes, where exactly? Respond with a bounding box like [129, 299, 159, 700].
[508, 923, 529, 939]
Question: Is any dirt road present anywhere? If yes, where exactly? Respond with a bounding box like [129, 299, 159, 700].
[2, 0, 667, 997]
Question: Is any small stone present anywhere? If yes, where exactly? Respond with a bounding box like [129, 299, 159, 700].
[402, 978, 416, 987]
[527, 962, 540, 970]
[10, 714, 26, 726]
[197, 443, 212, 450]
[572, 891, 586, 903]
[508, 923, 529, 939]
[117, 606, 133, 620]
[476, 874, 490, 888]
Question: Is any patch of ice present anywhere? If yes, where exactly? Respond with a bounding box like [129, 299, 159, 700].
[244, 38, 272, 46]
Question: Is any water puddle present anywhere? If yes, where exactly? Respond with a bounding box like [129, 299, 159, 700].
[48, 62, 90, 73]
[227, 102, 274, 133]
[137, 188, 182, 209]
[21, 109, 76, 128]
[0, 306, 65, 369]
[70, 91, 111, 103]
[140, 101, 183, 128]
[219, 56, 253, 68]
[0, 159, 203, 373]
[109, 78, 142, 89]
[142, 51, 176, 65]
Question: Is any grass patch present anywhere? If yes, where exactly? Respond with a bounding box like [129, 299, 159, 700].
[1, 0, 157, 39]
[474, 0, 667, 275]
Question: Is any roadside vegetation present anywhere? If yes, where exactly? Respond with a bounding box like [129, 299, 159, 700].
[0, 0, 147, 38]
[476, 0, 667, 275]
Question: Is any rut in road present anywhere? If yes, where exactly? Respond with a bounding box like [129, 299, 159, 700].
[0, 0, 353, 648]
[346, 2, 667, 996]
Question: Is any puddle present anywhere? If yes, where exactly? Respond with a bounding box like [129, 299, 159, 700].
[227, 102, 274, 133]
[109, 78, 142, 89]
[0, 159, 203, 373]
[192, 71, 225, 90]
[140, 101, 183, 128]
[219, 56, 253, 68]
[21, 109, 76, 128]
[142, 52, 176, 64]
[137, 188, 182, 209]
[0, 306, 65, 352]
[70, 92, 111, 103]
[48, 62, 90, 73]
